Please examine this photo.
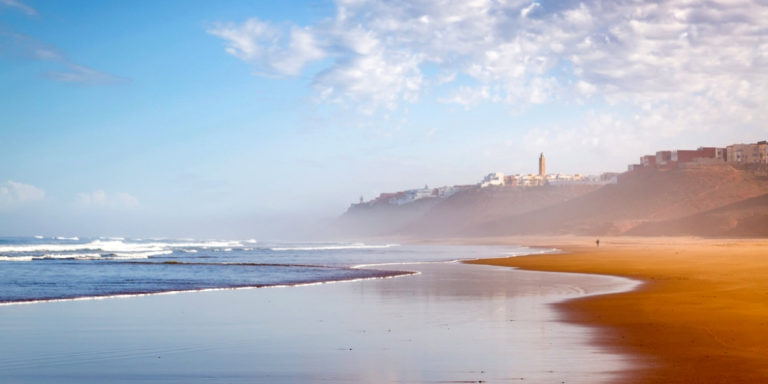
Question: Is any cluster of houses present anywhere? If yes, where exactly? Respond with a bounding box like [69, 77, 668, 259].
[627, 140, 768, 171]
[355, 184, 475, 207]
[352, 153, 616, 208]
[477, 153, 617, 188]
[479, 171, 616, 188]
[352, 140, 768, 209]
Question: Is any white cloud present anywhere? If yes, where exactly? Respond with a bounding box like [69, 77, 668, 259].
[0, 181, 45, 208]
[576, 80, 597, 97]
[314, 48, 423, 112]
[115, 193, 140, 209]
[207, 18, 325, 76]
[0, 0, 36, 16]
[77, 190, 106, 206]
[1, 31, 128, 86]
[45, 64, 129, 85]
[77, 190, 139, 210]
[439, 85, 495, 108]
[209, 0, 768, 143]
[209, 18, 277, 62]
[520, 2, 540, 18]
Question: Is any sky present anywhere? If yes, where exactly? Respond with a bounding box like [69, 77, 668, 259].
[0, 0, 766, 238]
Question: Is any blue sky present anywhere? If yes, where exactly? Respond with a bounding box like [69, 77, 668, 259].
[1, 0, 766, 238]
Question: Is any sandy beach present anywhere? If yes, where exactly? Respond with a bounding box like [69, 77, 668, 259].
[0, 248, 637, 384]
[468, 236, 768, 383]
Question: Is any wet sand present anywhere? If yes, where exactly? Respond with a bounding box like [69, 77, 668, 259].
[468, 236, 768, 383]
[0, 257, 637, 383]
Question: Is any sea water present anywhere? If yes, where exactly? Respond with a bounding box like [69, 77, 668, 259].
[0, 238, 642, 383]
[0, 237, 546, 304]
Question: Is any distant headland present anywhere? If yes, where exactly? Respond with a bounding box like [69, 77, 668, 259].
[337, 139, 768, 238]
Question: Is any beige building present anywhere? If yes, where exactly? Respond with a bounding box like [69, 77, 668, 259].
[726, 141, 768, 164]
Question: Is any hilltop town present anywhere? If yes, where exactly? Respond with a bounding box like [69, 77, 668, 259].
[627, 141, 767, 171]
[338, 139, 768, 238]
[349, 140, 768, 210]
[350, 153, 618, 210]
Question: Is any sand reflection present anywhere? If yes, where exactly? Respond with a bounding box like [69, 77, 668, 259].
[0, 260, 638, 383]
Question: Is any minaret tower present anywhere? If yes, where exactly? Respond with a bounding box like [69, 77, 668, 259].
[539, 153, 546, 177]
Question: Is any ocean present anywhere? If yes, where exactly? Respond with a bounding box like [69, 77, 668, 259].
[0, 237, 642, 383]
[0, 237, 544, 304]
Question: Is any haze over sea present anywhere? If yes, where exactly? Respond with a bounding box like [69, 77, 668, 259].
[0, 236, 546, 304]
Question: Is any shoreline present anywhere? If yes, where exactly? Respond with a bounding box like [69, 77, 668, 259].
[0, 268, 418, 307]
[0, 252, 637, 383]
[466, 236, 768, 383]
[0, 243, 552, 306]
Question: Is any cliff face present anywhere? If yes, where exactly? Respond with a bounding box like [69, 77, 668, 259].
[335, 164, 768, 238]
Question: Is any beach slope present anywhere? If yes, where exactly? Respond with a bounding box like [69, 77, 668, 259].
[468, 237, 768, 383]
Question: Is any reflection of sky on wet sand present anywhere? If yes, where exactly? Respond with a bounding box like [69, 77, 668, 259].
[0, 262, 638, 383]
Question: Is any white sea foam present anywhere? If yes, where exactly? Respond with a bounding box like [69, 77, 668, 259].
[143, 240, 242, 249]
[179, 241, 242, 248]
[0, 239, 241, 252]
[106, 250, 174, 259]
[34, 235, 44, 239]
[0, 255, 34, 262]
[31, 251, 174, 261]
[36, 253, 102, 260]
[271, 243, 400, 251]
[0, 240, 163, 253]
[55, 236, 79, 241]
[0, 238, 247, 263]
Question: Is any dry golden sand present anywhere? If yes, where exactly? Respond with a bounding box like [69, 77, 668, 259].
[465, 236, 768, 383]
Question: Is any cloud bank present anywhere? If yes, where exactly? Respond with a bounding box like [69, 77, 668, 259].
[0, 181, 45, 208]
[210, 0, 767, 150]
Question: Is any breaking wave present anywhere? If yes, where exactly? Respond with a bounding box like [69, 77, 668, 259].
[0, 240, 243, 254]
[0, 256, 34, 262]
[0, 239, 242, 262]
[37, 253, 102, 260]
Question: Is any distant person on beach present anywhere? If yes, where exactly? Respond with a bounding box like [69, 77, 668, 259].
[596, 239, 600, 247]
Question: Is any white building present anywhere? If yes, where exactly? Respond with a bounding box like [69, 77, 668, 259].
[392, 186, 435, 205]
[434, 186, 464, 198]
[479, 172, 505, 188]
[546, 173, 585, 185]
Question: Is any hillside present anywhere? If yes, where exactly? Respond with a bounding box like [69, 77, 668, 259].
[627, 193, 768, 237]
[403, 184, 601, 236]
[331, 197, 442, 237]
[474, 164, 768, 236]
[335, 164, 768, 238]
